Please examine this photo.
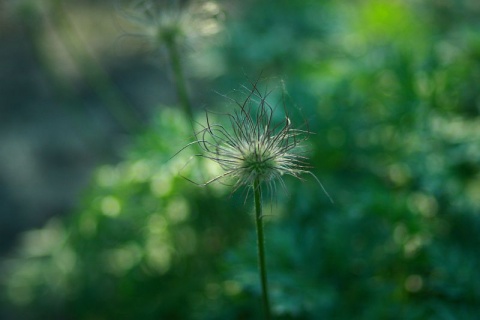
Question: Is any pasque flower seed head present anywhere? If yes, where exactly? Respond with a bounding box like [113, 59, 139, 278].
[121, 0, 224, 53]
[184, 80, 332, 202]
[177, 79, 332, 320]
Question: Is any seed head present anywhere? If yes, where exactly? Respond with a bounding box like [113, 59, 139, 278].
[120, 0, 224, 53]
[185, 80, 332, 202]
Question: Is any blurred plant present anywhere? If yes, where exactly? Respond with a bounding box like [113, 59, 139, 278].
[1, 108, 250, 319]
[120, 0, 224, 120]
[181, 79, 332, 318]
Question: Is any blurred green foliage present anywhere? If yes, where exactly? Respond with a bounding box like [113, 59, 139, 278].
[2, 0, 480, 319]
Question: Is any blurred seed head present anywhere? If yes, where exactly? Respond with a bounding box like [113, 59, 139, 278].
[120, 0, 224, 53]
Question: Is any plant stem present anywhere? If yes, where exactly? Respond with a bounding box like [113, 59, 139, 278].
[166, 39, 194, 121]
[254, 178, 271, 320]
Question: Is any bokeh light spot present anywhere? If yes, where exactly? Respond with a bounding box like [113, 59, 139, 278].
[101, 196, 121, 217]
[405, 274, 423, 293]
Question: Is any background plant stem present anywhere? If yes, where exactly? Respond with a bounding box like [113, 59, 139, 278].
[254, 178, 271, 320]
[166, 39, 194, 121]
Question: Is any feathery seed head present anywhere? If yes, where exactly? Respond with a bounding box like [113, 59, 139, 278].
[121, 0, 224, 52]
[189, 80, 330, 200]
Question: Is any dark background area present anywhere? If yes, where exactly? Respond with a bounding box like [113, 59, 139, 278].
[0, 0, 177, 255]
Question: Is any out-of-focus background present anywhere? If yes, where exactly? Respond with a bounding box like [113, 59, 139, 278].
[1, 0, 480, 319]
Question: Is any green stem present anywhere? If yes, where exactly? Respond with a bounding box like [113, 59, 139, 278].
[254, 178, 271, 320]
[166, 39, 194, 121]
